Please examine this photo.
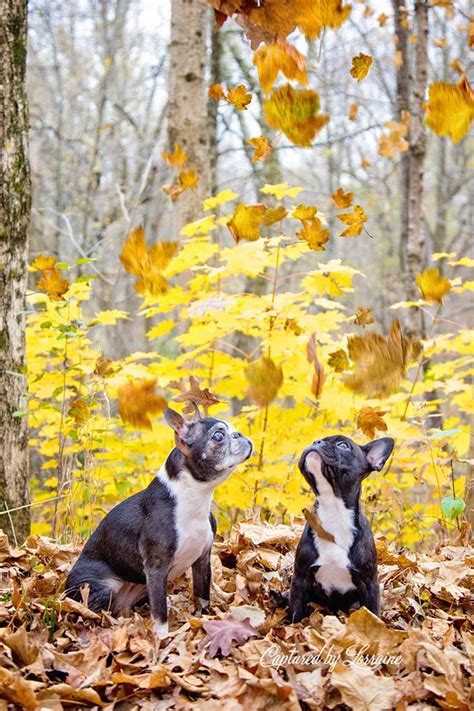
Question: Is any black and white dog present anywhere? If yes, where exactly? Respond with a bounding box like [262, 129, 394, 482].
[66, 407, 253, 638]
[289, 435, 394, 621]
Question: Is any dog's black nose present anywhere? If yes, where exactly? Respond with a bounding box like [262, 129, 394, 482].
[313, 439, 323, 446]
[232, 431, 242, 438]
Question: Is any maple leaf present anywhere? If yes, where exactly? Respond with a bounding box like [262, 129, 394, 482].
[208, 83, 225, 101]
[171, 375, 221, 416]
[201, 615, 259, 657]
[253, 41, 307, 94]
[328, 349, 350, 372]
[296, 217, 330, 251]
[247, 135, 272, 162]
[416, 268, 451, 303]
[424, 77, 474, 143]
[293, 204, 317, 221]
[348, 102, 359, 120]
[332, 187, 353, 208]
[354, 306, 374, 326]
[345, 320, 423, 397]
[120, 226, 178, 296]
[37, 268, 70, 301]
[378, 121, 409, 158]
[378, 12, 388, 26]
[246, 356, 283, 406]
[350, 53, 372, 81]
[262, 206, 288, 225]
[264, 84, 329, 147]
[203, 189, 238, 210]
[117, 378, 167, 430]
[295, 0, 352, 39]
[228, 203, 266, 243]
[178, 168, 199, 190]
[161, 143, 188, 168]
[225, 84, 253, 110]
[94, 356, 114, 377]
[261, 182, 304, 199]
[337, 204, 368, 237]
[31, 254, 57, 272]
[356, 406, 388, 439]
[307, 333, 325, 398]
[67, 397, 90, 426]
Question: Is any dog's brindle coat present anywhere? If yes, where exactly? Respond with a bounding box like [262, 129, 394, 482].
[66, 408, 252, 638]
[289, 435, 394, 621]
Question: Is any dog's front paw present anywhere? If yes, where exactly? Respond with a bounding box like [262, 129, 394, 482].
[269, 589, 290, 609]
[194, 597, 210, 617]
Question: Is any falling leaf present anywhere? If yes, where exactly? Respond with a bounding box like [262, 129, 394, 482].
[201, 615, 259, 657]
[228, 203, 267, 243]
[331, 187, 353, 208]
[337, 204, 368, 237]
[31, 254, 57, 271]
[293, 204, 317, 221]
[345, 320, 423, 397]
[354, 306, 374, 326]
[356, 406, 388, 439]
[208, 83, 225, 101]
[203, 189, 238, 210]
[378, 121, 409, 158]
[328, 349, 350, 372]
[67, 397, 90, 426]
[416, 268, 451, 303]
[264, 84, 329, 147]
[295, 0, 352, 39]
[178, 167, 199, 190]
[171, 375, 221, 416]
[94, 356, 114, 377]
[37, 268, 70, 301]
[246, 356, 283, 406]
[263, 206, 288, 225]
[247, 135, 272, 162]
[225, 84, 253, 110]
[378, 13, 388, 26]
[120, 226, 179, 296]
[348, 102, 359, 120]
[303, 507, 336, 542]
[118, 378, 167, 430]
[350, 53, 372, 81]
[424, 77, 474, 143]
[307, 333, 325, 398]
[162, 143, 188, 168]
[296, 217, 330, 251]
[450, 59, 464, 75]
[261, 182, 304, 199]
[253, 41, 307, 93]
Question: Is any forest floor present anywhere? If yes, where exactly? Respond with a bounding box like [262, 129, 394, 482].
[0, 521, 472, 710]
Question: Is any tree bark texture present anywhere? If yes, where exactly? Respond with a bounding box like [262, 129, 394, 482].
[168, 0, 211, 236]
[0, 0, 31, 542]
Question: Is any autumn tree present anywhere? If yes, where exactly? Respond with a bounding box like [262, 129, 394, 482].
[0, 0, 31, 541]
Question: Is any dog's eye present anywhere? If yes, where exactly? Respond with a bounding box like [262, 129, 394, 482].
[213, 431, 225, 442]
[337, 441, 350, 450]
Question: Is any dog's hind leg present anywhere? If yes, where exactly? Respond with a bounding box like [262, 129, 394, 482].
[65, 559, 119, 613]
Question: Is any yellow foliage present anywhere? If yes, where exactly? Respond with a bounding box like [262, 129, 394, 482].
[225, 84, 253, 110]
[253, 41, 307, 93]
[424, 77, 474, 143]
[416, 268, 452, 303]
[337, 204, 368, 237]
[350, 53, 373, 81]
[264, 84, 329, 147]
[228, 203, 267, 243]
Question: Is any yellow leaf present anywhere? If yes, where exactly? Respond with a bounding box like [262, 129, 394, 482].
[331, 187, 353, 208]
[337, 205, 368, 237]
[247, 136, 272, 162]
[424, 76, 474, 143]
[120, 226, 179, 296]
[118, 379, 167, 430]
[262, 206, 288, 225]
[296, 217, 330, 251]
[264, 84, 329, 147]
[293, 204, 317, 221]
[180, 215, 216, 237]
[253, 41, 307, 94]
[356, 406, 388, 439]
[260, 182, 304, 199]
[348, 102, 358, 121]
[31, 254, 57, 272]
[37, 268, 70, 301]
[225, 84, 253, 110]
[208, 83, 225, 101]
[178, 167, 199, 190]
[354, 306, 374, 326]
[161, 143, 188, 168]
[416, 268, 451, 303]
[350, 53, 372, 81]
[119, 225, 147, 276]
[295, 0, 351, 39]
[203, 189, 238, 211]
[328, 349, 349, 373]
[68, 397, 90, 426]
[246, 357, 283, 406]
[378, 121, 409, 158]
[228, 203, 267, 243]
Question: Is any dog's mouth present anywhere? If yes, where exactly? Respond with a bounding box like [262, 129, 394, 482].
[299, 446, 326, 473]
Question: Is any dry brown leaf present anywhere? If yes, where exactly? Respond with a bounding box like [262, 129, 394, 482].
[171, 375, 221, 415]
[245, 356, 283, 406]
[356, 406, 388, 439]
[307, 333, 325, 398]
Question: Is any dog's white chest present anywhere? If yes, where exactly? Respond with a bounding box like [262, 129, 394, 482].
[159, 467, 214, 580]
[311, 466, 356, 595]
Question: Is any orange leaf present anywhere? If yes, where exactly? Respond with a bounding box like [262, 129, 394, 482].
[262, 206, 288, 226]
[208, 83, 225, 101]
[118, 379, 167, 430]
[328, 349, 350, 373]
[354, 307, 374, 327]
[307, 333, 325, 398]
[378, 121, 409, 158]
[247, 136, 272, 162]
[293, 204, 317, 221]
[264, 84, 329, 147]
[337, 204, 368, 237]
[331, 187, 353, 209]
[246, 357, 283, 406]
[120, 226, 178, 296]
[356, 406, 388, 439]
[348, 102, 359, 121]
[31, 254, 57, 272]
[162, 143, 188, 168]
[178, 168, 199, 190]
[225, 84, 253, 110]
[253, 41, 307, 94]
[350, 53, 372, 81]
[296, 217, 330, 251]
[228, 203, 266, 243]
[37, 268, 70, 301]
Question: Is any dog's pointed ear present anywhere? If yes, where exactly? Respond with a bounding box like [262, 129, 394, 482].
[362, 437, 394, 472]
[164, 408, 189, 439]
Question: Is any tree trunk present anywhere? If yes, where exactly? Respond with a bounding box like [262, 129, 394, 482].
[168, 0, 211, 235]
[0, 0, 31, 543]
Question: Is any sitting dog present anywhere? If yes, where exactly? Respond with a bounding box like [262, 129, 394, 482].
[289, 435, 394, 621]
[66, 407, 253, 638]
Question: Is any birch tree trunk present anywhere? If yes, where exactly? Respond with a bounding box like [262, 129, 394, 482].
[0, 0, 31, 542]
[168, 0, 211, 235]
